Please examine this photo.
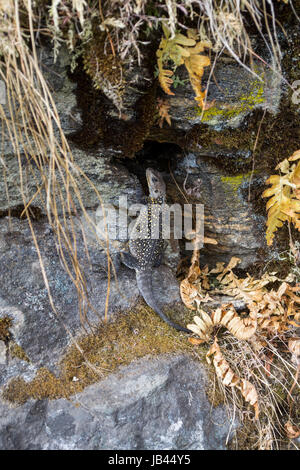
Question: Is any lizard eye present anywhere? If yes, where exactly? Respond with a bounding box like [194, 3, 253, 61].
[152, 176, 158, 183]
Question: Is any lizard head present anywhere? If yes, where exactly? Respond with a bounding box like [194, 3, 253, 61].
[146, 168, 166, 199]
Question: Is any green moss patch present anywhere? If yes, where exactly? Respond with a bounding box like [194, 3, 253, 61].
[3, 303, 205, 405]
[189, 75, 265, 126]
[220, 171, 256, 193]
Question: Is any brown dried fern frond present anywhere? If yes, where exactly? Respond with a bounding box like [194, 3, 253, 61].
[156, 25, 211, 107]
[207, 332, 298, 449]
[263, 150, 300, 245]
[206, 337, 260, 419]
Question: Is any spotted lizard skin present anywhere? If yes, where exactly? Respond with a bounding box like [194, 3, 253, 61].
[121, 168, 190, 333]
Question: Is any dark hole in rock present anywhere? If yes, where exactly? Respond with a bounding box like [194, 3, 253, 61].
[116, 140, 183, 193]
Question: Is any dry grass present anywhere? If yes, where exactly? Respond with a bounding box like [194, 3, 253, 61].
[41, 1, 291, 76]
[0, 1, 118, 370]
[209, 330, 299, 450]
[198, 0, 283, 74]
[106, 0, 287, 81]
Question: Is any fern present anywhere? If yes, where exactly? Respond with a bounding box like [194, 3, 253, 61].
[156, 25, 211, 108]
[158, 68, 174, 95]
[184, 47, 211, 108]
[263, 150, 300, 245]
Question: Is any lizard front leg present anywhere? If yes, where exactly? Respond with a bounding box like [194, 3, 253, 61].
[120, 252, 140, 270]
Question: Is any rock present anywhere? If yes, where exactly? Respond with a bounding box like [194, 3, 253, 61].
[0, 145, 141, 217]
[173, 152, 266, 268]
[0, 44, 81, 158]
[1, 15, 298, 451]
[0, 355, 237, 450]
[126, 148, 266, 269]
[162, 59, 281, 132]
[38, 44, 82, 135]
[0, 207, 183, 382]
[0, 341, 6, 365]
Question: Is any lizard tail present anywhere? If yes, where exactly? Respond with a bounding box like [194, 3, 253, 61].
[136, 270, 191, 333]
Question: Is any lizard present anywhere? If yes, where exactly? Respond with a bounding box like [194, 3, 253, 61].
[121, 167, 191, 333]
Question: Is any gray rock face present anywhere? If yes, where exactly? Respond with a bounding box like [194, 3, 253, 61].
[0, 209, 234, 450]
[0, 355, 235, 450]
[1, 25, 293, 450]
[174, 152, 266, 268]
[38, 45, 82, 135]
[0, 214, 182, 382]
[0, 145, 141, 216]
[0, 40, 280, 269]
[165, 59, 281, 132]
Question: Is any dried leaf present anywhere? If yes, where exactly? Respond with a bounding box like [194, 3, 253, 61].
[216, 257, 241, 281]
[240, 379, 258, 406]
[187, 311, 213, 341]
[188, 337, 206, 345]
[156, 98, 172, 128]
[187, 256, 201, 283]
[209, 262, 225, 274]
[289, 149, 300, 162]
[275, 158, 290, 173]
[185, 54, 210, 77]
[203, 236, 218, 245]
[180, 279, 199, 310]
[174, 33, 196, 47]
[184, 255, 299, 336]
[207, 339, 259, 418]
[188, 304, 257, 341]
[156, 26, 211, 107]
[180, 243, 213, 309]
[158, 69, 175, 96]
[285, 421, 300, 439]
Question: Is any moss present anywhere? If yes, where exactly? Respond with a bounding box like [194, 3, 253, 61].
[3, 369, 68, 405]
[3, 303, 209, 405]
[71, 58, 157, 158]
[188, 75, 265, 126]
[0, 316, 31, 365]
[83, 32, 125, 111]
[120, 82, 158, 158]
[184, 97, 300, 182]
[184, 125, 256, 175]
[0, 317, 12, 343]
[0, 205, 43, 220]
[9, 342, 30, 363]
[220, 171, 256, 192]
[0, 317, 31, 363]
